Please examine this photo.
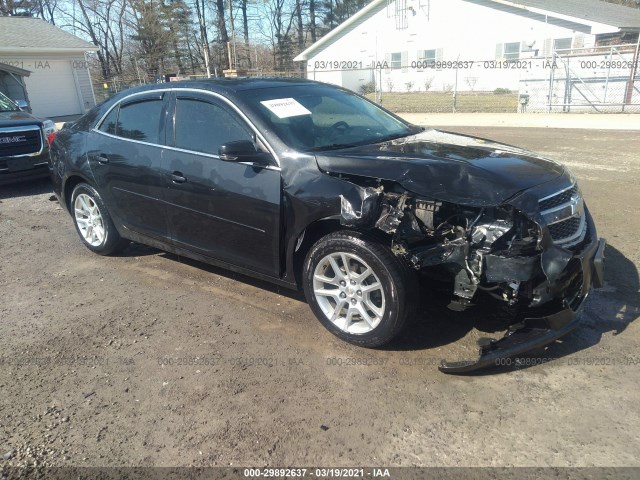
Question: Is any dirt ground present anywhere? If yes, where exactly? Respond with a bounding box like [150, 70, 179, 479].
[1, 127, 639, 470]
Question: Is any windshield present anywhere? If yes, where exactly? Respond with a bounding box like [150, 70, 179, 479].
[242, 84, 420, 151]
[0, 91, 19, 112]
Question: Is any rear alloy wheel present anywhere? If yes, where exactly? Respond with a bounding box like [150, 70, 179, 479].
[71, 183, 129, 255]
[74, 193, 105, 247]
[303, 231, 417, 347]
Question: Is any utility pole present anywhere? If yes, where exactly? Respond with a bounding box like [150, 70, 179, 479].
[623, 34, 640, 108]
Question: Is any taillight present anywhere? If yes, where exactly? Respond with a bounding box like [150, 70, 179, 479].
[47, 132, 58, 146]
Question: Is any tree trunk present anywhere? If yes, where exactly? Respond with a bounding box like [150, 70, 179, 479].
[295, 0, 304, 73]
[241, 0, 250, 68]
[309, 0, 316, 42]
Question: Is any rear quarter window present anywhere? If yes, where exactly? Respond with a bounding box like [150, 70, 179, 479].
[98, 107, 118, 135]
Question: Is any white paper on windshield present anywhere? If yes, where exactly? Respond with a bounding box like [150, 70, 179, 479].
[260, 98, 311, 118]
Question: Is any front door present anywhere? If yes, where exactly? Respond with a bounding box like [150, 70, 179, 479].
[163, 92, 281, 276]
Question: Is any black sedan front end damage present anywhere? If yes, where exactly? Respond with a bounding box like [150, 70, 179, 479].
[321, 130, 606, 373]
[439, 215, 606, 374]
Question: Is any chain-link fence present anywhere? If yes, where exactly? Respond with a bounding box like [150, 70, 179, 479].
[90, 44, 640, 114]
[522, 44, 640, 113]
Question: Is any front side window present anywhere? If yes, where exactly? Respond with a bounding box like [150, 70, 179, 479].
[115, 99, 163, 143]
[504, 42, 521, 61]
[174, 98, 253, 156]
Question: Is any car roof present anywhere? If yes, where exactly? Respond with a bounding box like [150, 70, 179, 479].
[118, 77, 321, 97]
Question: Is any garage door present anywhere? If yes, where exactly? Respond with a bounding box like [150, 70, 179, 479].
[24, 60, 82, 118]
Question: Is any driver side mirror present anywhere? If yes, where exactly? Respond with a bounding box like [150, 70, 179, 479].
[218, 140, 272, 165]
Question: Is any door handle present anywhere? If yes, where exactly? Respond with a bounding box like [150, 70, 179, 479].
[96, 154, 109, 164]
[171, 171, 187, 183]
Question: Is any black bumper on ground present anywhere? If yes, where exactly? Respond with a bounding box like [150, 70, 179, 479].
[439, 233, 606, 375]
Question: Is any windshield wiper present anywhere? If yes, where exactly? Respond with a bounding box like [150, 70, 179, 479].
[306, 126, 424, 153]
[306, 143, 362, 152]
[375, 128, 423, 144]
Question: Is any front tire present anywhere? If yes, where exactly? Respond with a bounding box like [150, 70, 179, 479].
[303, 230, 417, 347]
[71, 183, 129, 255]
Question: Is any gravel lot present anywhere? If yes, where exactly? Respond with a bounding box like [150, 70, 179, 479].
[1, 127, 639, 469]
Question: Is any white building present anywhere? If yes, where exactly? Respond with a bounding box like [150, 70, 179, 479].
[294, 0, 640, 111]
[0, 17, 98, 118]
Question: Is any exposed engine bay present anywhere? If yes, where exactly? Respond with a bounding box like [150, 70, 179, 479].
[340, 182, 545, 310]
[336, 178, 605, 373]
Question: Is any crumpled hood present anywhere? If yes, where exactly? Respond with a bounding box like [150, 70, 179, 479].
[0, 110, 46, 128]
[315, 129, 568, 206]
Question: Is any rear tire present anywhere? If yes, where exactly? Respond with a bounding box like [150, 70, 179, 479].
[303, 230, 417, 347]
[71, 183, 129, 255]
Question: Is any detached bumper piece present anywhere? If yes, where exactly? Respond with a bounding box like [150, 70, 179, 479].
[439, 237, 606, 374]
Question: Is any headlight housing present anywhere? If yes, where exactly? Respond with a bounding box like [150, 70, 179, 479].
[42, 120, 57, 136]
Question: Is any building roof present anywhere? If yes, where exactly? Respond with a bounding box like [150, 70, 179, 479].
[294, 0, 640, 61]
[509, 0, 640, 30]
[0, 17, 97, 52]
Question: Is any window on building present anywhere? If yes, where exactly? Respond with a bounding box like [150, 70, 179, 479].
[503, 42, 521, 61]
[391, 52, 402, 70]
[419, 49, 437, 64]
[554, 38, 572, 51]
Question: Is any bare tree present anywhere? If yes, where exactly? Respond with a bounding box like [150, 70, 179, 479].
[58, 0, 127, 78]
[308, 0, 316, 42]
[0, 0, 39, 16]
[213, 0, 229, 69]
[192, 0, 212, 75]
[239, 0, 251, 67]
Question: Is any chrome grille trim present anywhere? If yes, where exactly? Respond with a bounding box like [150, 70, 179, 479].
[539, 185, 579, 211]
[0, 125, 44, 158]
[539, 183, 587, 248]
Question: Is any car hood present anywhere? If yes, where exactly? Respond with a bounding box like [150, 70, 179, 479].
[0, 110, 46, 128]
[315, 129, 568, 206]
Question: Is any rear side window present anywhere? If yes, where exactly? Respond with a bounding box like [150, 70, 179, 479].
[115, 99, 163, 144]
[99, 107, 118, 135]
[174, 98, 252, 155]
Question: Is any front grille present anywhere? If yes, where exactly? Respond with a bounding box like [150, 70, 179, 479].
[548, 216, 582, 241]
[539, 183, 587, 247]
[539, 185, 578, 210]
[0, 126, 43, 158]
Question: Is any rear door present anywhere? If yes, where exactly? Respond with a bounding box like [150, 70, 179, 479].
[163, 91, 281, 276]
[87, 92, 171, 241]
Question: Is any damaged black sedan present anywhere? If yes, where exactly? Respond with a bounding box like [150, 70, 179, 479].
[50, 79, 605, 373]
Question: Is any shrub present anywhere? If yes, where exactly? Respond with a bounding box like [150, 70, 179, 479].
[494, 87, 512, 95]
[359, 81, 376, 95]
[423, 77, 434, 91]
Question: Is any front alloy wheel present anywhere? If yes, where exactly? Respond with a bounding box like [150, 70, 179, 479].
[313, 252, 386, 334]
[303, 231, 417, 347]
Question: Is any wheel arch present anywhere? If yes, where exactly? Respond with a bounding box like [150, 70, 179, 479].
[63, 174, 95, 214]
[291, 217, 393, 289]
